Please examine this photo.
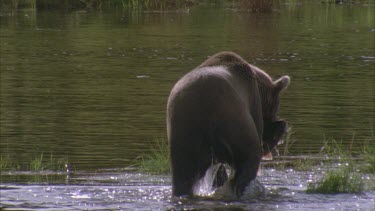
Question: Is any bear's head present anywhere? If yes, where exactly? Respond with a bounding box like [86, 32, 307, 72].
[251, 65, 290, 156]
[262, 120, 288, 156]
[251, 65, 290, 123]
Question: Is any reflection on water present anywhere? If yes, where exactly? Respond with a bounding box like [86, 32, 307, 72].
[0, 3, 374, 171]
[1, 173, 172, 210]
[1, 166, 374, 210]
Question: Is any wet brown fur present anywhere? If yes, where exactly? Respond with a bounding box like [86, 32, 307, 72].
[167, 51, 289, 198]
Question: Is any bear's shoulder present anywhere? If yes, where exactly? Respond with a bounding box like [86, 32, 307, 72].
[199, 51, 248, 68]
[198, 51, 256, 80]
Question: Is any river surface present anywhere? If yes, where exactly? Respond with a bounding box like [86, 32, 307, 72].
[0, 1, 374, 210]
[1, 164, 374, 210]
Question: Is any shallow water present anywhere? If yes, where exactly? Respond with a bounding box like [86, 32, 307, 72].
[1, 164, 374, 210]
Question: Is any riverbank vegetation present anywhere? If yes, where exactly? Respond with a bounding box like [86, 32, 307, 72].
[1, 0, 276, 12]
[2, 0, 372, 12]
[0, 0, 199, 10]
[304, 135, 375, 193]
[306, 165, 365, 194]
[0, 152, 68, 172]
[132, 138, 170, 174]
[131, 131, 374, 194]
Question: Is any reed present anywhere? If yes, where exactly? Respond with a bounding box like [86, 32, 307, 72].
[30, 152, 68, 171]
[0, 152, 68, 172]
[360, 139, 375, 173]
[0, 154, 19, 171]
[320, 134, 375, 173]
[306, 131, 374, 194]
[265, 127, 375, 174]
[282, 126, 296, 156]
[30, 153, 44, 171]
[132, 138, 170, 174]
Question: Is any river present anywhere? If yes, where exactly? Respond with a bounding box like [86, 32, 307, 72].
[1, 1, 374, 210]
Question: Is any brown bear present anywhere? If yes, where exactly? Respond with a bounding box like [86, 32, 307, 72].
[166, 51, 290, 197]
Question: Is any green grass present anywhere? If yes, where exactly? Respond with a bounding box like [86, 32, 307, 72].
[0, 152, 68, 172]
[281, 126, 296, 156]
[30, 152, 68, 171]
[265, 127, 375, 178]
[359, 127, 375, 173]
[306, 166, 364, 194]
[363, 147, 375, 173]
[287, 158, 319, 171]
[0, 155, 20, 171]
[132, 138, 170, 174]
[30, 153, 44, 171]
[320, 135, 375, 173]
[305, 132, 374, 194]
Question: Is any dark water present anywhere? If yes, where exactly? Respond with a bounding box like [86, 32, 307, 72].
[1, 2, 374, 170]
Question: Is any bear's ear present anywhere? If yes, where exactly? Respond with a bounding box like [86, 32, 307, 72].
[275, 75, 290, 92]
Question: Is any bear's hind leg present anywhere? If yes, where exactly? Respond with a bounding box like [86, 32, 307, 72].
[217, 112, 262, 197]
[170, 140, 212, 197]
[231, 158, 260, 197]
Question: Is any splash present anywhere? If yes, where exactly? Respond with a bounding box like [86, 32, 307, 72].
[213, 177, 266, 201]
[193, 164, 266, 201]
[193, 164, 222, 196]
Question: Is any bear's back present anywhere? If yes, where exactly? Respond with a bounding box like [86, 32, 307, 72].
[168, 66, 238, 108]
[167, 65, 252, 127]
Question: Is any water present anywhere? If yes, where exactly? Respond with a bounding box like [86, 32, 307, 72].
[1, 1, 375, 210]
[1, 2, 374, 170]
[1, 165, 374, 210]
